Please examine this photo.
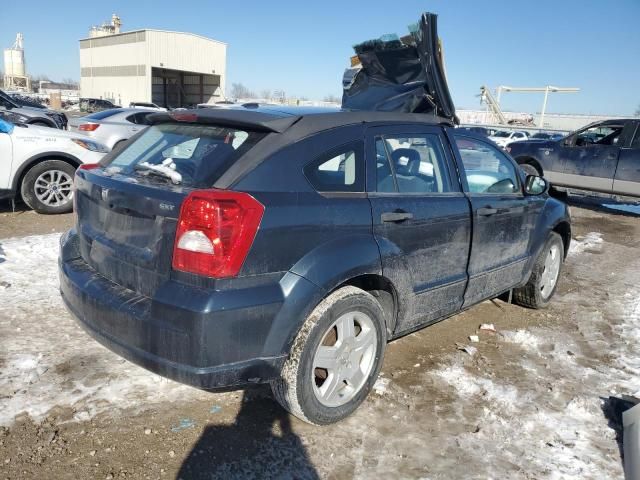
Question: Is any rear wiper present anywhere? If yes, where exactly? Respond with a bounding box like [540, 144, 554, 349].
[134, 161, 183, 185]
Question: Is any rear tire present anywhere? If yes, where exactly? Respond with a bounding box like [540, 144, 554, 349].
[519, 163, 540, 176]
[21, 160, 76, 214]
[271, 286, 386, 425]
[514, 232, 564, 309]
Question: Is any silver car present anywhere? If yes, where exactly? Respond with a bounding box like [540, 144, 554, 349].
[68, 108, 156, 150]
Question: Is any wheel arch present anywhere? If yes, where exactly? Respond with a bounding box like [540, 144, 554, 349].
[330, 274, 398, 339]
[26, 118, 56, 128]
[515, 156, 543, 176]
[552, 220, 571, 258]
[12, 152, 81, 198]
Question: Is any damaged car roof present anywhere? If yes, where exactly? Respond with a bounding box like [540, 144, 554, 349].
[342, 12, 458, 124]
[147, 104, 455, 136]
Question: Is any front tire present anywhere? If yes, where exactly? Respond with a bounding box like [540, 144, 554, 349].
[514, 232, 564, 309]
[21, 160, 76, 214]
[271, 286, 386, 425]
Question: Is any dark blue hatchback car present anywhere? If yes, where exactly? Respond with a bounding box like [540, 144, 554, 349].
[59, 105, 571, 424]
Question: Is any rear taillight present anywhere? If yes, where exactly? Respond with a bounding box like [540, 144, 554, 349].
[172, 190, 264, 278]
[73, 164, 101, 222]
[78, 123, 100, 131]
[78, 163, 101, 171]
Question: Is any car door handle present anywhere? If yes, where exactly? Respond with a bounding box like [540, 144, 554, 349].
[381, 211, 413, 223]
[477, 207, 499, 216]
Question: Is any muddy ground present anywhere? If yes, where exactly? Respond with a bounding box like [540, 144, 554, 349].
[0, 194, 639, 479]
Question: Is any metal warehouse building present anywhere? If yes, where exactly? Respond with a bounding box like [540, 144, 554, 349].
[79, 29, 226, 108]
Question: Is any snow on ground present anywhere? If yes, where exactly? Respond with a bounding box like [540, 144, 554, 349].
[0, 233, 214, 426]
[420, 231, 639, 478]
[568, 231, 603, 256]
[1, 227, 638, 478]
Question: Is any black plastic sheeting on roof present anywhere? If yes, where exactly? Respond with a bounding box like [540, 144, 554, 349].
[341, 12, 458, 124]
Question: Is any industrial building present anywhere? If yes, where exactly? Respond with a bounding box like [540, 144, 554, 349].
[79, 16, 226, 108]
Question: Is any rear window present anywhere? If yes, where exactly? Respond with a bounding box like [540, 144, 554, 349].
[85, 109, 121, 120]
[101, 123, 265, 187]
[303, 141, 365, 192]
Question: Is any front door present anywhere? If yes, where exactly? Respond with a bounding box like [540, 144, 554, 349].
[557, 122, 627, 193]
[449, 132, 539, 307]
[366, 125, 471, 333]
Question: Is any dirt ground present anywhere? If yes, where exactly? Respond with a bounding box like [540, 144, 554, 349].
[0, 194, 639, 479]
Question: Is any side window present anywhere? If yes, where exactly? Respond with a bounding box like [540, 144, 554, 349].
[304, 141, 364, 192]
[135, 112, 152, 125]
[126, 114, 137, 124]
[454, 136, 520, 194]
[574, 124, 624, 147]
[375, 134, 451, 193]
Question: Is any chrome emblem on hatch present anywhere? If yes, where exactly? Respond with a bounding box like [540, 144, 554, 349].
[101, 188, 109, 202]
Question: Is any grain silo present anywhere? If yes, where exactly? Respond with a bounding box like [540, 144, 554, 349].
[3, 33, 31, 91]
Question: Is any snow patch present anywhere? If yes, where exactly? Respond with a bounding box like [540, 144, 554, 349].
[568, 232, 603, 256]
[0, 233, 213, 426]
[373, 377, 390, 395]
[501, 329, 540, 352]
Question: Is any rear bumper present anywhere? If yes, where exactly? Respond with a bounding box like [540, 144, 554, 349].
[58, 230, 322, 389]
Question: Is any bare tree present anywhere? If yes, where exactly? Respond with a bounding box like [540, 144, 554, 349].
[260, 89, 271, 100]
[32, 74, 51, 83]
[230, 83, 257, 99]
[323, 94, 341, 103]
[61, 78, 79, 88]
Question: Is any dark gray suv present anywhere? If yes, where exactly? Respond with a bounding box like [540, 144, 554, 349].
[59, 106, 571, 425]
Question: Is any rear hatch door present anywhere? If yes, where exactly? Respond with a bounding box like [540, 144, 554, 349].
[74, 120, 266, 296]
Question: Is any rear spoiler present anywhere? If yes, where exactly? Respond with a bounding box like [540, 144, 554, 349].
[342, 12, 458, 125]
[147, 109, 302, 133]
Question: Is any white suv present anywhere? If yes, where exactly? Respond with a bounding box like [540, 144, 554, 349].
[0, 118, 109, 214]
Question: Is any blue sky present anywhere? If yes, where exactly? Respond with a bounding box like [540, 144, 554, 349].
[2, 0, 639, 115]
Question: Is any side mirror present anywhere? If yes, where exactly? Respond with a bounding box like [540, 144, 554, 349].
[524, 175, 549, 195]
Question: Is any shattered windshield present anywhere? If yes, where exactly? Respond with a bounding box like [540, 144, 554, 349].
[101, 123, 264, 187]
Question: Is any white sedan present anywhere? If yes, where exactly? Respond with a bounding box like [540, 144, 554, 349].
[0, 117, 109, 214]
[488, 130, 529, 148]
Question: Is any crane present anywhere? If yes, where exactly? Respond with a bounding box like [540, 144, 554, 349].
[479, 85, 507, 124]
[496, 86, 580, 127]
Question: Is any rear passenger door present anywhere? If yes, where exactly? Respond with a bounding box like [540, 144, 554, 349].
[366, 125, 472, 333]
[449, 133, 539, 306]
